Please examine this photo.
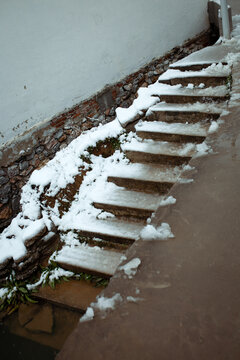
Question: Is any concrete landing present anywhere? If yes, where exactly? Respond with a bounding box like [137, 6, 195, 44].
[57, 57, 240, 359]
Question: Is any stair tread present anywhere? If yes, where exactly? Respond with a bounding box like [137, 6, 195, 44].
[158, 68, 230, 82]
[151, 84, 228, 98]
[169, 44, 232, 69]
[135, 120, 208, 137]
[146, 102, 223, 115]
[93, 187, 163, 211]
[55, 244, 124, 277]
[60, 216, 144, 240]
[107, 163, 181, 183]
[122, 139, 196, 157]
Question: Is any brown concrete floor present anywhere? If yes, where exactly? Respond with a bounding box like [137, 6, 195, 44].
[57, 49, 240, 360]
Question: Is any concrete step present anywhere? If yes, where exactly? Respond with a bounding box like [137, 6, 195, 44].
[93, 187, 163, 219]
[135, 120, 207, 143]
[55, 244, 124, 277]
[169, 62, 228, 71]
[107, 163, 180, 194]
[122, 139, 195, 165]
[146, 103, 222, 123]
[153, 86, 229, 104]
[62, 216, 144, 245]
[158, 69, 229, 87]
[169, 44, 230, 71]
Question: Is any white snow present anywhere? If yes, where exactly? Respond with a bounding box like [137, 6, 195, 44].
[80, 307, 95, 323]
[158, 63, 231, 81]
[26, 266, 74, 291]
[0, 287, 8, 300]
[93, 293, 123, 311]
[116, 106, 139, 127]
[187, 83, 194, 89]
[126, 296, 143, 303]
[119, 258, 141, 279]
[159, 196, 176, 206]
[0, 119, 124, 266]
[195, 142, 213, 157]
[208, 121, 219, 133]
[135, 120, 207, 136]
[140, 223, 174, 241]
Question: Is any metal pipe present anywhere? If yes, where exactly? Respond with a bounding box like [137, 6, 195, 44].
[220, 0, 231, 39]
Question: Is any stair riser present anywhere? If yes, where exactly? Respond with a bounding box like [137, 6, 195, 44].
[159, 76, 227, 87]
[107, 176, 173, 194]
[93, 202, 153, 220]
[125, 150, 191, 166]
[75, 229, 135, 246]
[147, 111, 220, 123]
[136, 131, 205, 144]
[158, 94, 229, 104]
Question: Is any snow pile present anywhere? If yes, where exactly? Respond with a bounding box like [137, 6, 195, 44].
[159, 196, 176, 206]
[29, 119, 123, 197]
[140, 223, 174, 241]
[116, 83, 182, 127]
[0, 215, 51, 264]
[195, 142, 213, 157]
[0, 288, 8, 301]
[119, 258, 141, 279]
[80, 307, 94, 323]
[0, 119, 124, 266]
[208, 121, 219, 133]
[80, 293, 123, 322]
[58, 150, 129, 231]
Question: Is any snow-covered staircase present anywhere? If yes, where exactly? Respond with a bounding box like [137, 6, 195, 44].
[54, 55, 230, 286]
[0, 44, 231, 311]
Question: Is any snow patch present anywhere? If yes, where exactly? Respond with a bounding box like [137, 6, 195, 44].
[80, 307, 95, 323]
[195, 142, 213, 157]
[0, 287, 8, 300]
[141, 223, 174, 241]
[208, 121, 219, 134]
[93, 293, 123, 311]
[119, 258, 141, 279]
[126, 296, 143, 303]
[159, 196, 176, 206]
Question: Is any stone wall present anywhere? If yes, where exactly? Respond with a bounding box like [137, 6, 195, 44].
[0, 30, 212, 233]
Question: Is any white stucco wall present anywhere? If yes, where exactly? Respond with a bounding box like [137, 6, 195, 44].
[0, 0, 208, 148]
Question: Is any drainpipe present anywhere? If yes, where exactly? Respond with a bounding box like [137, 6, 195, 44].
[220, 0, 231, 39]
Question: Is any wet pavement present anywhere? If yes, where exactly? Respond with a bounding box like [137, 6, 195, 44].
[57, 37, 240, 360]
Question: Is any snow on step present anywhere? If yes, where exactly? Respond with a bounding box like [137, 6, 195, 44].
[55, 244, 123, 277]
[107, 163, 181, 182]
[147, 102, 223, 115]
[93, 187, 163, 218]
[145, 102, 222, 123]
[169, 44, 232, 70]
[59, 215, 143, 243]
[122, 139, 195, 165]
[107, 163, 181, 194]
[135, 120, 208, 140]
[158, 67, 230, 86]
[152, 85, 229, 104]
